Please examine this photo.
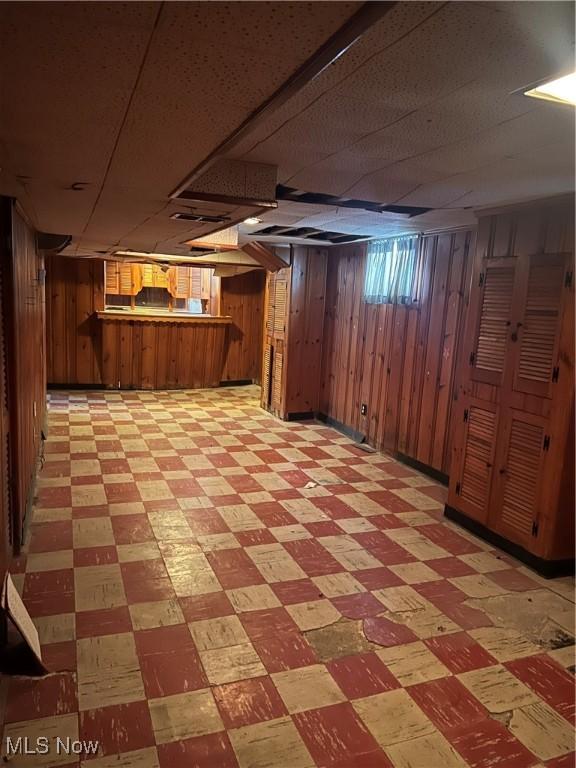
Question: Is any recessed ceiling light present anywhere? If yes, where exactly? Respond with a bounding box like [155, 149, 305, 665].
[243, 217, 261, 225]
[523, 72, 576, 106]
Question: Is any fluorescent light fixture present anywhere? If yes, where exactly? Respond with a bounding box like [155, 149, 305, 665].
[243, 217, 261, 225]
[523, 72, 576, 106]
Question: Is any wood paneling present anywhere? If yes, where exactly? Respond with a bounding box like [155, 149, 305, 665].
[220, 270, 265, 383]
[320, 230, 473, 475]
[0, 199, 46, 553]
[100, 317, 229, 390]
[46, 254, 104, 386]
[285, 247, 327, 416]
[448, 195, 574, 568]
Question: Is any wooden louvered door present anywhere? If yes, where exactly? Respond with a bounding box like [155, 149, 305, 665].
[511, 254, 567, 398]
[469, 258, 516, 386]
[261, 267, 291, 417]
[489, 410, 548, 549]
[451, 400, 498, 523]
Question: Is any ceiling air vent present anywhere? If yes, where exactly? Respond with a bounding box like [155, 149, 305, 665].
[171, 212, 230, 224]
[276, 185, 431, 218]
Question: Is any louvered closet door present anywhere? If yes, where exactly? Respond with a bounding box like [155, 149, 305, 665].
[469, 259, 516, 386]
[451, 400, 498, 523]
[489, 409, 548, 550]
[511, 254, 567, 398]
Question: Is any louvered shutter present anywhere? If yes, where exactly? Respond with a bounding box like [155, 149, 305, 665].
[261, 343, 272, 409]
[470, 259, 515, 385]
[265, 273, 275, 335]
[512, 254, 566, 398]
[105, 262, 120, 294]
[453, 401, 498, 523]
[119, 264, 135, 295]
[189, 268, 202, 299]
[167, 267, 190, 298]
[273, 275, 288, 339]
[272, 347, 284, 412]
[491, 410, 547, 548]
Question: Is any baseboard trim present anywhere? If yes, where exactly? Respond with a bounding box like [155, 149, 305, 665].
[395, 452, 449, 486]
[219, 379, 254, 387]
[316, 413, 366, 443]
[47, 383, 105, 390]
[285, 411, 315, 422]
[444, 505, 575, 579]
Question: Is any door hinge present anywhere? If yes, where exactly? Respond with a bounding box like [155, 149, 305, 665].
[543, 434, 550, 451]
[455, 482, 461, 496]
[463, 409, 469, 422]
[565, 271, 573, 288]
[478, 272, 485, 287]
[531, 520, 539, 537]
[469, 352, 475, 366]
[552, 366, 559, 383]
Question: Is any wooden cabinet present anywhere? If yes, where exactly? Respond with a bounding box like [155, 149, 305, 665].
[105, 262, 142, 295]
[446, 196, 574, 574]
[261, 247, 328, 419]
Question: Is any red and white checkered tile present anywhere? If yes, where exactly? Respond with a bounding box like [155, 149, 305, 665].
[3, 387, 575, 767]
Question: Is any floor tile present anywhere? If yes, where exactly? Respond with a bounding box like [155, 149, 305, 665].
[271, 664, 346, 714]
[458, 664, 540, 713]
[327, 652, 400, 699]
[386, 730, 468, 768]
[200, 642, 266, 685]
[375, 641, 451, 687]
[353, 688, 435, 747]
[213, 676, 288, 729]
[228, 716, 315, 768]
[80, 701, 155, 757]
[293, 701, 380, 767]
[148, 689, 224, 744]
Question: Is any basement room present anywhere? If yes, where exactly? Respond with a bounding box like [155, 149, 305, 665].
[0, 2, 574, 767]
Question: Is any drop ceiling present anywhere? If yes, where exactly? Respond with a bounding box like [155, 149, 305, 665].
[0, 1, 573, 256]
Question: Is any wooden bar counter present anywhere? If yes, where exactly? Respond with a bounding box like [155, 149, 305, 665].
[97, 311, 232, 389]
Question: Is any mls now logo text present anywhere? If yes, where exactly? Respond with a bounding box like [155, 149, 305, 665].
[5, 737, 100, 756]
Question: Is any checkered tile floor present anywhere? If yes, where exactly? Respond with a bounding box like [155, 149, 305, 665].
[3, 386, 575, 767]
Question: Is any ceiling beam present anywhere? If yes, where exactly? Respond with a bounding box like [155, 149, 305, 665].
[170, 1, 397, 197]
[242, 242, 289, 271]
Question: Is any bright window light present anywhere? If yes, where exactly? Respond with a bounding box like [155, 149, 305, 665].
[524, 72, 576, 106]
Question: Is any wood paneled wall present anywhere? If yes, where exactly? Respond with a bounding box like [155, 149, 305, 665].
[220, 270, 265, 384]
[285, 247, 327, 415]
[320, 230, 473, 476]
[0, 199, 46, 553]
[100, 318, 229, 390]
[46, 254, 104, 385]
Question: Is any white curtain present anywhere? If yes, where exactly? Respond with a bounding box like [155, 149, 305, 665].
[364, 235, 420, 305]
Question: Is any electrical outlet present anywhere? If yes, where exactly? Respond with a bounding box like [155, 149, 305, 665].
[361, 403, 367, 416]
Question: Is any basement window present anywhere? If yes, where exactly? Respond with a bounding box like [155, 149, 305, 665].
[364, 235, 421, 305]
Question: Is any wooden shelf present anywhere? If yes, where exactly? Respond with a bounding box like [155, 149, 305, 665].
[97, 311, 232, 325]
